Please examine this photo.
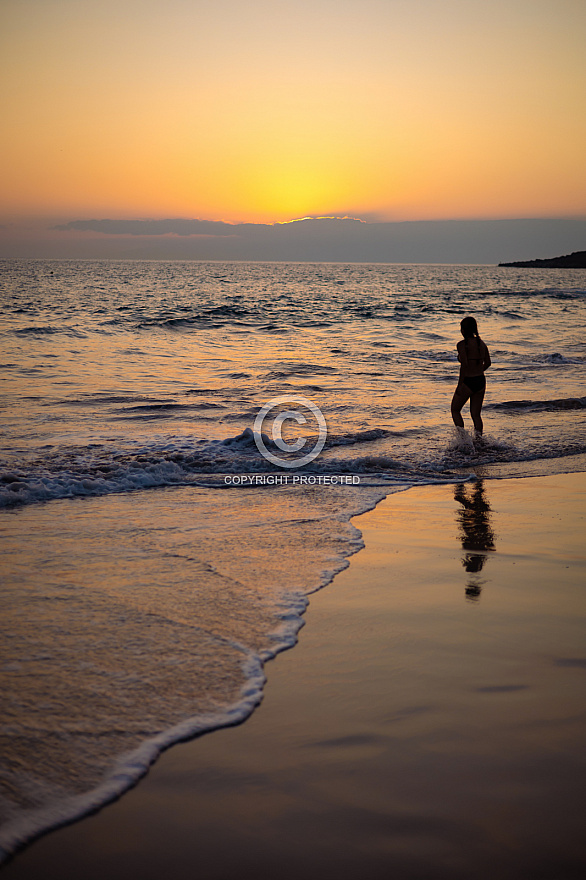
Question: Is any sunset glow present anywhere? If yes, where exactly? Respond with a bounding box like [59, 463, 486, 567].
[1, 0, 585, 230]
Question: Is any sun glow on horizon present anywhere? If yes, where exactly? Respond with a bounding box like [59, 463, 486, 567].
[1, 0, 585, 230]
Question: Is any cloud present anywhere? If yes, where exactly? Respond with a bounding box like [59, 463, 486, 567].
[53, 218, 266, 236]
[4, 216, 585, 263]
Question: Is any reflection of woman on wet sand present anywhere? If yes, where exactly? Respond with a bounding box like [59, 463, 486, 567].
[451, 316, 491, 436]
[454, 480, 496, 599]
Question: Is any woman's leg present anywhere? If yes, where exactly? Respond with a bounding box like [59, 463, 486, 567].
[451, 384, 470, 428]
[469, 388, 486, 434]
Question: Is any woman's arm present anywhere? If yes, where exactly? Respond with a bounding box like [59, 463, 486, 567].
[482, 343, 491, 371]
[457, 339, 469, 370]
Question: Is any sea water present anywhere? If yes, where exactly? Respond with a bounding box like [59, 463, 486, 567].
[1, 260, 585, 859]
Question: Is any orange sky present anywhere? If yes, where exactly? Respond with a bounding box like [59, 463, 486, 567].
[1, 0, 585, 225]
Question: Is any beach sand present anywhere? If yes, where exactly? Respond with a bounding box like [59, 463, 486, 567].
[3, 472, 586, 880]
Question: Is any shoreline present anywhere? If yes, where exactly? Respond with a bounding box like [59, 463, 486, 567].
[3, 470, 586, 879]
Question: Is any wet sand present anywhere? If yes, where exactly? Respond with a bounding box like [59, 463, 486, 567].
[4, 472, 586, 880]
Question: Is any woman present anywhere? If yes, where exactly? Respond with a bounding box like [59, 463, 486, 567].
[451, 316, 491, 436]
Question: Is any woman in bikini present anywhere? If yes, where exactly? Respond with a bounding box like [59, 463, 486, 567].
[451, 316, 491, 436]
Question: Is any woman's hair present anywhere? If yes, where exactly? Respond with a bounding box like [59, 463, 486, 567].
[460, 316, 479, 339]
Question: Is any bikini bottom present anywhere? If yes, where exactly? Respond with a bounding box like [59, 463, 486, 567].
[462, 374, 486, 393]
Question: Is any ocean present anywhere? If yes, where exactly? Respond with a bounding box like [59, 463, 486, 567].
[1, 259, 586, 860]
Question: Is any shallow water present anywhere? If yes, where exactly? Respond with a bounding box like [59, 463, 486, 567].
[1, 260, 585, 858]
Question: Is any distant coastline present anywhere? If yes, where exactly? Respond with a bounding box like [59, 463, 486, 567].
[499, 250, 586, 268]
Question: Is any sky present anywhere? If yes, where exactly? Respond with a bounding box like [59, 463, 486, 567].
[1, 0, 585, 259]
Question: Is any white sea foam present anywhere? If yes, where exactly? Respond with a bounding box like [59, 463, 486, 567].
[0, 653, 267, 862]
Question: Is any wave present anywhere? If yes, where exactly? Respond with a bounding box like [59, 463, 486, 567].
[379, 349, 586, 367]
[52, 395, 171, 407]
[136, 305, 253, 331]
[113, 402, 227, 418]
[499, 310, 527, 320]
[0, 431, 408, 508]
[326, 428, 391, 446]
[391, 349, 459, 363]
[3, 422, 586, 509]
[264, 362, 339, 380]
[13, 326, 61, 335]
[11, 326, 86, 338]
[185, 388, 224, 394]
[531, 353, 586, 365]
[220, 427, 395, 453]
[488, 396, 586, 412]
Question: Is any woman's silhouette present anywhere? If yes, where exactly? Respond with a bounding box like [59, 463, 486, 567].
[451, 316, 491, 436]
